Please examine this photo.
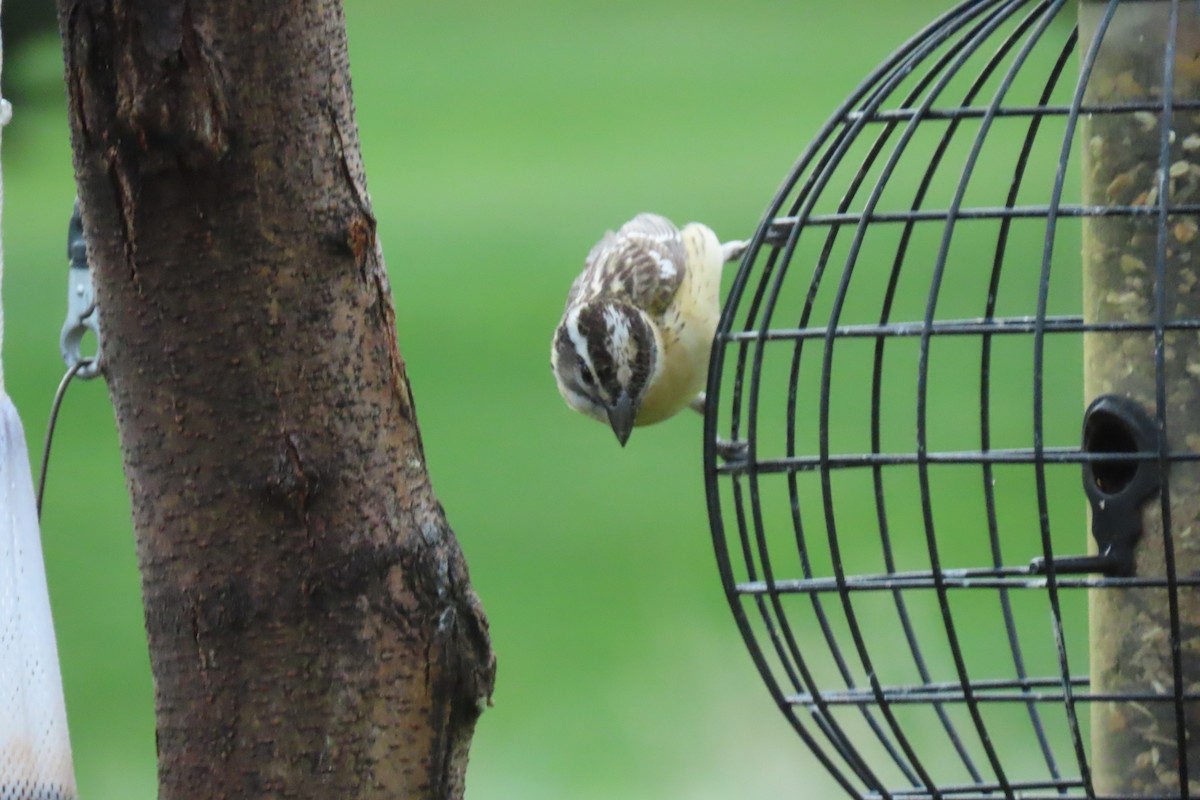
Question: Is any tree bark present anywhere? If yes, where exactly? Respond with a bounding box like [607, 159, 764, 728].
[54, 2, 495, 798]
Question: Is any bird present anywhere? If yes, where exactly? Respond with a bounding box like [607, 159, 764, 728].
[551, 213, 744, 448]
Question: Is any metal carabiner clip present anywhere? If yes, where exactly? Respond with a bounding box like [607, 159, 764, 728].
[60, 199, 102, 380]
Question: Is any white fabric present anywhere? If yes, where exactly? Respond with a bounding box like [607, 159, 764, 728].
[0, 4, 79, 796]
[0, 397, 76, 800]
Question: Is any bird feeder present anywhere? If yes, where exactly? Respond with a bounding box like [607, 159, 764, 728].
[704, 1, 1200, 798]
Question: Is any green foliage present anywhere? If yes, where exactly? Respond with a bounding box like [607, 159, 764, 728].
[3, 2, 1015, 797]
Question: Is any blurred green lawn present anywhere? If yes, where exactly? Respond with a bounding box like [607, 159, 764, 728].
[1, 2, 1036, 798]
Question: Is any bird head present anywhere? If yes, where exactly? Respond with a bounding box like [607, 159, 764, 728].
[551, 300, 660, 446]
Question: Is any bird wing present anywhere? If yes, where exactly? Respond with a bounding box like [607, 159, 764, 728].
[564, 230, 615, 309]
[569, 213, 687, 316]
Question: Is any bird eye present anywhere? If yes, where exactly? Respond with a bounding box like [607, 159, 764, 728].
[578, 361, 595, 386]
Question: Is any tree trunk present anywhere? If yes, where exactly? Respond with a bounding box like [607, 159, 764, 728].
[54, 2, 495, 797]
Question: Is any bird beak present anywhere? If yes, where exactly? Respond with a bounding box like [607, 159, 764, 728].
[606, 392, 636, 447]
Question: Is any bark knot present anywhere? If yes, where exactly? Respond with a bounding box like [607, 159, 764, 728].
[264, 432, 319, 522]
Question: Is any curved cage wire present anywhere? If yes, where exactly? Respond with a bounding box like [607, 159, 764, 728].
[704, 1, 1200, 799]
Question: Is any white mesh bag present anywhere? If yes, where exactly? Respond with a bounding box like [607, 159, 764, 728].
[0, 395, 76, 800]
[0, 4, 79, 797]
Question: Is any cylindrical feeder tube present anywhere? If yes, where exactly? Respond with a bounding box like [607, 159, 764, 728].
[1080, 2, 1200, 795]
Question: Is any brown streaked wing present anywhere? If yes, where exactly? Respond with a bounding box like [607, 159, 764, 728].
[568, 214, 686, 315]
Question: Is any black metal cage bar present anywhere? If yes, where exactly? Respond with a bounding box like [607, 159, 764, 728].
[704, 2, 1200, 799]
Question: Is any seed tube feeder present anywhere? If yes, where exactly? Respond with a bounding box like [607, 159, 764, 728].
[703, 2, 1200, 799]
[1081, 2, 1200, 796]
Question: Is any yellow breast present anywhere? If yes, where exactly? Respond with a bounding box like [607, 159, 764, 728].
[635, 222, 723, 426]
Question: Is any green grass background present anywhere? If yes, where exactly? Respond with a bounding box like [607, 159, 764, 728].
[1, 2, 1092, 798]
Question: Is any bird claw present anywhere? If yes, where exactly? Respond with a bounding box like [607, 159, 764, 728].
[721, 240, 747, 264]
[690, 393, 748, 463]
[715, 437, 749, 464]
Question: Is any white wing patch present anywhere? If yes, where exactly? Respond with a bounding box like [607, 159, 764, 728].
[656, 256, 676, 282]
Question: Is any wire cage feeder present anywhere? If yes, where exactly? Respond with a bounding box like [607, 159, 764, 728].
[703, 1, 1200, 799]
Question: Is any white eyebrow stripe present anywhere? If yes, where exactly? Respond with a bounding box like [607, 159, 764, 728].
[566, 306, 602, 383]
[566, 307, 589, 360]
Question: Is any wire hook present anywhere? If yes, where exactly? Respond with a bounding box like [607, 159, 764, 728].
[60, 198, 101, 379]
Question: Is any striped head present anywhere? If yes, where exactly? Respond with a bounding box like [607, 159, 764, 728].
[552, 300, 660, 446]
